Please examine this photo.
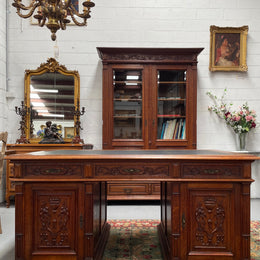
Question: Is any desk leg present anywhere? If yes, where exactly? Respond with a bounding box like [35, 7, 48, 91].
[159, 181, 181, 260]
[84, 182, 110, 260]
[241, 183, 251, 259]
[15, 182, 25, 260]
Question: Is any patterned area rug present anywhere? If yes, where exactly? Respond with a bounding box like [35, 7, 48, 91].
[251, 221, 260, 260]
[103, 220, 162, 260]
[103, 220, 260, 260]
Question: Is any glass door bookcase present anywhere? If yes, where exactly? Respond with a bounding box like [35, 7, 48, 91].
[97, 47, 203, 150]
[149, 65, 194, 149]
[113, 68, 143, 140]
[157, 69, 187, 140]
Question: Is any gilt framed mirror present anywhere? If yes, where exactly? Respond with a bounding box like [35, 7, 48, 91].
[24, 58, 80, 143]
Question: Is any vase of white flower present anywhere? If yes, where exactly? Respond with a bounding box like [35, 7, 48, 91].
[238, 132, 247, 151]
[207, 89, 257, 151]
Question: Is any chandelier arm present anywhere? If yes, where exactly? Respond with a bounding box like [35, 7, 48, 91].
[69, 5, 90, 19]
[60, 21, 66, 30]
[13, 0, 37, 10]
[16, 3, 40, 19]
[70, 13, 87, 26]
[38, 16, 46, 27]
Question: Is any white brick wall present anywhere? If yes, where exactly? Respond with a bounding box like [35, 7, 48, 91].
[0, 0, 6, 130]
[4, 0, 260, 197]
[0, 0, 6, 203]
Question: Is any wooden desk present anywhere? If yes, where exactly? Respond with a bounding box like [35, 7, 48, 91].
[7, 150, 258, 260]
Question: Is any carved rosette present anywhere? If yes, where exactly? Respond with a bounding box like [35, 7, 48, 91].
[39, 197, 70, 247]
[195, 197, 225, 246]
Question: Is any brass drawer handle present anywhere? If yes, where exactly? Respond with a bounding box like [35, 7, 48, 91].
[182, 213, 186, 229]
[204, 169, 220, 174]
[80, 215, 84, 229]
[123, 168, 140, 174]
[124, 188, 132, 194]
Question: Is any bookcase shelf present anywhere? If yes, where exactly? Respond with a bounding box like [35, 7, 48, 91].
[114, 116, 142, 118]
[114, 99, 142, 102]
[158, 115, 185, 118]
[158, 81, 186, 84]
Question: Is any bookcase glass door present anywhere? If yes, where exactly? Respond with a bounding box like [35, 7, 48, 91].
[113, 69, 143, 140]
[157, 70, 186, 140]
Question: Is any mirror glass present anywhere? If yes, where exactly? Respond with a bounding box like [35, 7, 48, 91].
[24, 58, 79, 143]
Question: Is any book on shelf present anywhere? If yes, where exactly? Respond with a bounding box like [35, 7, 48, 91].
[181, 120, 186, 139]
[163, 120, 177, 139]
[159, 118, 186, 140]
[160, 122, 166, 139]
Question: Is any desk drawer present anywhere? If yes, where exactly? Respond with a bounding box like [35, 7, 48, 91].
[181, 163, 242, 178]
[95, 163, 169, 178]
[107, 182, 160, 198]
[107, 183, 149, 195]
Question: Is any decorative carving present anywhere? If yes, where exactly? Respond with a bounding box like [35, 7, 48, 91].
[15, 101, 30, 144]
[195, 197, 225, 246]
[102, 53, 198, 63]
[182, 164, 242, 178]
[39, 121, 65, 144]
[95, 165, 169, 176]
[39, 197, 70, 247]
[25, 164, 82, 176]
[71, 99, 85, 144]
[25, 58, 70, 75]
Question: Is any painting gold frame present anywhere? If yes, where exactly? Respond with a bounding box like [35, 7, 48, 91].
[209, 25, 248, 72]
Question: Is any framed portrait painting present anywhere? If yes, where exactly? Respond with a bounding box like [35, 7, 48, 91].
[209, 25, 248, 72]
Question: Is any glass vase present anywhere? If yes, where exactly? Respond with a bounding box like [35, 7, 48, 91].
[238, 132, 247, 151]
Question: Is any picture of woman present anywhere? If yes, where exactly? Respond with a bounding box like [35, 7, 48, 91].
[215, 33, 240, 67]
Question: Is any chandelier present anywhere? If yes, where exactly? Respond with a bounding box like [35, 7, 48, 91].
[12, 0, 95, 41]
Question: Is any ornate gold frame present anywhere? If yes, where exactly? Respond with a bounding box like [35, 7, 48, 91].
[209, 25, 248, 72]
[24, 58, 80, 143]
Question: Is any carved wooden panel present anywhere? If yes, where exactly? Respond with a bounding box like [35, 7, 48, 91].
[182, 163, 242, 178]
[9, 163, 15, 177]
[97, 47, 203, 64]
[182, 183, 236, 258]
[95, 163, 169, 178]
[25, 163, 83, 177]
[33, 188, 78, 253]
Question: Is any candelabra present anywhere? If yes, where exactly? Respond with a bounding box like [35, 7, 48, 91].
[30, 107, 38, 138]
[71, 100, 85, 144]
[15, 101, 30, 144]
[12, 0, 95, 41]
